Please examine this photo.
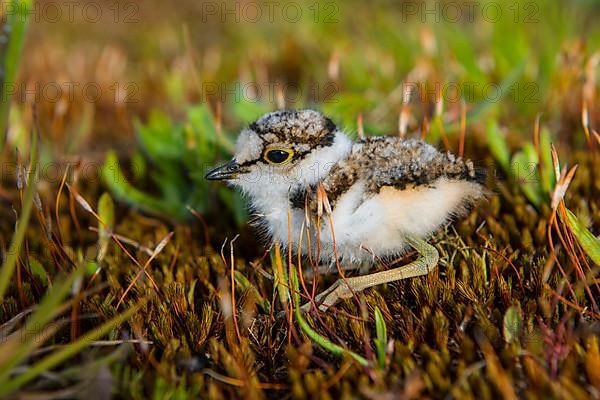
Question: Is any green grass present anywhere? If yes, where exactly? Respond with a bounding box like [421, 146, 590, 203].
[0, 0, 32, 151]
[0, 0, 599, 398]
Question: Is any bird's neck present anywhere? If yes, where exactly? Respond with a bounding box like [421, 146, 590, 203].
[294, 131, 354, 187]
[247, 131, 353, 214]
[244, 131, 352, 246]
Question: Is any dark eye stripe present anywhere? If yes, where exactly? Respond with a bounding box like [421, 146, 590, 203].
[236, 148, 313, 168]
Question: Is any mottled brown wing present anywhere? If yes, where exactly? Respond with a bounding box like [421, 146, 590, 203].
[290, 137, 482, 213]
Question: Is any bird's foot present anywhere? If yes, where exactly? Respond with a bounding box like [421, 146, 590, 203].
[300, 278, 355, 313]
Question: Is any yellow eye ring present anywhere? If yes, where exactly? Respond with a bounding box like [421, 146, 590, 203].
[263, 147, 294, 165]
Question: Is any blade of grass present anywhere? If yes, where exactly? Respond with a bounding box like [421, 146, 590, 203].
[0, 267, 84, 385]
[97, 192, 115, 262]
[0, 122, 38, 300]
[512, 143, 543, 206]
[487, 120, 510, 173]
[565, 209, 600, 266]
[101, 151, 187, 220]
[289, 264, 368, 366]
[0, 300, 145, 396]
[374, 306, 388, 369]
[272, 243, 290, 309]
[443, 59, 527, 132]
[539, 127, 555, 194]
[0, 0, 33, 149]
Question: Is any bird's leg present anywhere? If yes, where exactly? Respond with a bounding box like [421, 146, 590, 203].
[302, 261, 370, 279]
[301, 235, 439, 312]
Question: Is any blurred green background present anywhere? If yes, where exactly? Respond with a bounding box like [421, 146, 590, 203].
[11, 0, 600, 143]
[4, 0, 599, 222]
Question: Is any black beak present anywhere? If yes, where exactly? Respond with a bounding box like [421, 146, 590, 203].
[205, 159, 240, 181]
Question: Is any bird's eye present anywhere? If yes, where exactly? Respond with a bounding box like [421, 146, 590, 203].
[264, 148, 294, 165]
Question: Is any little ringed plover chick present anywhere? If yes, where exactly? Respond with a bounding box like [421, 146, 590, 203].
[206, 109, 486, 311]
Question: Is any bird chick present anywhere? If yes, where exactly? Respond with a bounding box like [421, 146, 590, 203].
[206, 109, 485, 310]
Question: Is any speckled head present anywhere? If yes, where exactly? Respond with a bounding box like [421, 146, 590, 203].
[250, 109, 337, 145]
[205, 109, 353, 197]
[235, 109, 338, 166]
[206, 109, 342, 182]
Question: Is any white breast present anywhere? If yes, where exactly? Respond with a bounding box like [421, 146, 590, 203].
[299, 178, 483, 264]
[236, 131, 353, 251]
